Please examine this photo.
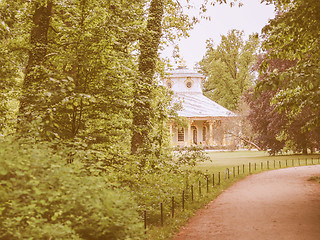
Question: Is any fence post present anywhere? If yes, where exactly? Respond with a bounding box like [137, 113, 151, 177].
[171, 197, 174, 218]
[237, 166, 240, 175]
[218, 172, 221, 185]
[160, 203, 163, 226]
[286, 159, 288, 167]
[306, 158, 308, 165]
[212, 173, 215, 187]
[233, 167, 235, 177]
[206, 176, 209, 193]
[243, 164, 245, 174]
[191, 185, 194, 202]
[182, 191, 185, 212]
[144, 210, 147, 234]
[267, 160, 269, 169]
[279, 161, 281, 168]
[261, 162, 263, 170]
[249, 163, 251, 173]
[254, 163, 256, 171]
[199, 181, 201, 196]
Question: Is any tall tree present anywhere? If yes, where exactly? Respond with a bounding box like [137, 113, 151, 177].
[131, 0, 165, 154]
[199, 29, 259, 111]
[0, 0, 26, 135]
[46, 0, 144, 154]
[248, 0, 320, 154]
[247, 55, 320, 155]
[2, 0, 146, 160]
[260, 0, 320, 131]
[18, 1, 53, 137]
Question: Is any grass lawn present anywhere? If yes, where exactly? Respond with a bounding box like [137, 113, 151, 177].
[147, 150, 320, 240]
[197, 150, 320, 174]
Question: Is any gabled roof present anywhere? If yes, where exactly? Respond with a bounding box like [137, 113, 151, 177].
[174, 92, 235, 118]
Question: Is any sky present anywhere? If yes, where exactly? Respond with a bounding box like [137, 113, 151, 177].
[162, 0, 275, 69]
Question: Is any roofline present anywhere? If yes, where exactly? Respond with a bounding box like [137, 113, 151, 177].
[169, 116, 238, 121]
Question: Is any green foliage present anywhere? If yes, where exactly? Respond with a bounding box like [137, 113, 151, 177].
[249, 0, 320, 154]
[0, 1, 267, 239]
[0, 138, 144, 240]
[174, 146, 211, 167]
[199, 29, 259, 110]
[260, 0, 320, 131]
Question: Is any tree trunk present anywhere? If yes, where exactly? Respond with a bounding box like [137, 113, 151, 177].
[18, 2, 53, 134]
[131, 0, 164, 154]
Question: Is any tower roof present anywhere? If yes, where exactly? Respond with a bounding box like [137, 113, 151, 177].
[169, 67, 204, 79]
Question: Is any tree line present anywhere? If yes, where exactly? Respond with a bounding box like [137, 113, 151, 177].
[198, 0, 320, 155]
[0, 0, 319, 238]
[0, 0, 236, 239]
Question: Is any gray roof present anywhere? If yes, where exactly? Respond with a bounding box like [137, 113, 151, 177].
[175, 92, 235, 118]
[169, 67, 204, 78]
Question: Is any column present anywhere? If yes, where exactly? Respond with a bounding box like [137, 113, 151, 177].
[208, 120, 214, 146]
[188, 120, 192, 146]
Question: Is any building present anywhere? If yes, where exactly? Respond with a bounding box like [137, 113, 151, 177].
[165, 67, 238, 149]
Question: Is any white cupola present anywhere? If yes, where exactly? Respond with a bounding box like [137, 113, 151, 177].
[165, 66, 204, 93]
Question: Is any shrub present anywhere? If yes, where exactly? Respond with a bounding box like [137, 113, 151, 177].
[0, 138, 144, 240]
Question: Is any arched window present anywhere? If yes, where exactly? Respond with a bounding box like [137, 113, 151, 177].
[203, 126, 207, 142]
[178, 127, 184, 142]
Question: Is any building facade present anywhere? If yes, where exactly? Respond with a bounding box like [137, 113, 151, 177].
[165, 67, 238, 149]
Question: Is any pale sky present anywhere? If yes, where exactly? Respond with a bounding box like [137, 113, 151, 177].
[162, 0, 275, 69]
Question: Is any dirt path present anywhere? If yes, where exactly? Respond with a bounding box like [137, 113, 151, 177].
[174, 165, 320, 240]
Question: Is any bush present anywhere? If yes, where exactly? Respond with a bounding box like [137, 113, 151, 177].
[0, 138, 144, 240]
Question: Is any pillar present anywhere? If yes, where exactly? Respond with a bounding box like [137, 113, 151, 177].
[208, 121, 214, 146]
[188, 120, 192, 146]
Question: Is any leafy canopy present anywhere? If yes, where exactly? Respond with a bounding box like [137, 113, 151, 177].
[199, 29, 259, 111]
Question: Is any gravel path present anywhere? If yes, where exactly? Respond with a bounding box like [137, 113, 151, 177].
[174, 165, 320, 240]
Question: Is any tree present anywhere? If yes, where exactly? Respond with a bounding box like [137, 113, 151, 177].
[44, 0, 144, 157]
[259, 0, 320, 131]
[2, 0, 145, 156]
[248, 0, 320, 154]
[247, 55, 320, 155]
[17, 1, 53, 137]
[199, 29, 259, 111]
[131, 0, 165, 155]
[0, 0, 30, 135]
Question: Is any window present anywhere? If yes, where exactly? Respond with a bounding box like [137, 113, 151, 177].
[186, 81, 192, 88]
[185, 77, 193, 88]
[203, 126, 206, 142]
[178, 127, 184, 142]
